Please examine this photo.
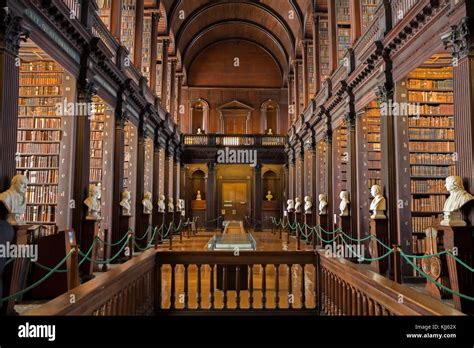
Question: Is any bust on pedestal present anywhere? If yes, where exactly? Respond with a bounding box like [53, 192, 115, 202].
[440, 176, 474, 227]
[84, 184, 101, 220]
[196, 190, 202, 200]
[318, 193, 328, 216]
[338, 191, 351, 248]
[370, 184, 386, 219]
[294, 197, 302, 213]
[0, 174, 28, 226]
[317, 193, 329, 246]
[157, 194, 166, 213]
[266, 190, 273, 201]
[142, 191, 153, 215]
[120, 190, 132, 216]
[368, 185, 389, 276]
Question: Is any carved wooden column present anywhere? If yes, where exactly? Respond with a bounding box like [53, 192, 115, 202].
[133, 0, 145, 69]
[253, 163, 263, 231]
[349, 0, 361, 45]
[345, 112, 358, 241]
[312, 14, 321, 94]
[302, 40, 309, 108]
[169, 57, 177, 119]
[287, 73, 294, 124]
[162, 144, 171, 227]
[152, 134, 162, 227]
[0, 10, 29, 191]
[160, 38, 170, 107]
[149, 12, 160, 92]
[327, 0, 338, 73]
[176, 72, 183, 124]
[324, 127, 334, 229]
[173, 152, 180, 207]
[110, 0, 123, 39]
[293, 60, 301, 117]
[71, 78, 97, 248]
[206, 163, 217, 230]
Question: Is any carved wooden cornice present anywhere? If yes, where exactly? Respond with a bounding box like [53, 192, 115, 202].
[0, 8, 30, 54]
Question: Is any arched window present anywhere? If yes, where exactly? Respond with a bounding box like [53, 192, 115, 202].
[260, 100, 280, 134]
[190, 98, 209, 133]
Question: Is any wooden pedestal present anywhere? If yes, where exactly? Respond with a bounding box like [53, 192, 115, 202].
[80, 218, 100, 278]
[30, 230, 80, 299]
[441, 225, 474, 314]
[167, 212, 175, 237]
[304, 213, 314, 246]
[369, 218, 389, 277]
[337, 215, 351, 245]
[423, 227, 451, 300]
[155, 212, 165, 247]
[1, 224, 31, 315]
[317, 214, 329, 246]
[119, 215, 133, 262]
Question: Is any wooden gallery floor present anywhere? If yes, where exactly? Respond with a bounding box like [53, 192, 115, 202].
[156, 223, 317, 310]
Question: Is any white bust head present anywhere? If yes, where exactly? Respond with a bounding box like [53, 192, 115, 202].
[196, 190, 202, 200]
[142, 191, 153, 215]
[294, 197, 302, 213]
[168, 197, 174, 212]
[441, 176, 474, 226]
[339, 190, 350, 216]
[304, 196, 312, 214]
[318, 193, 328, 215]
[287, 199, 295, 212]
[120, 190, 132, 216]
[157, 194, 166, 213]
[369, 184, 386, 219]
[0, 174, 29, 225]
[84, 184, 101, 219]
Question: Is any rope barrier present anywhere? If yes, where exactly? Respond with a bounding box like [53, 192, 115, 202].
[78, 234, 131, 265]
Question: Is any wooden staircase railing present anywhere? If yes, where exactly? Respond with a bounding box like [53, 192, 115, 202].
[24, 250, 464, 316]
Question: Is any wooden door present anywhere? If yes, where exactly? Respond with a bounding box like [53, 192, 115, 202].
[221, 182, 247, 221]
[223, 115, 246, 134]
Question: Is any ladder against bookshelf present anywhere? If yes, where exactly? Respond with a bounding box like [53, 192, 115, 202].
[406, 64, 455, 266]
[16, 59, 74, 236]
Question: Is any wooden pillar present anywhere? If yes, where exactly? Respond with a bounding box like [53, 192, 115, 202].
[0, 12, 29, 191]
[133, 0, 145, 69]
[173, 154, 180, 207]
[206, 163, 216, 230]
[349, 0, 361, 45]
[288, 73, 294, 124]
[310, 141, 318, 215]
[134, 114, 147, 248]
[149, 12, 160, 93]
[71, 78, 97, 248]
[444, 17, 474, 224]
[293, 60, 301, 117]
[312, 14, 321, 95]
[160, 38, 170, 107]
[110, 0, 123, 39]
[324, 128, 334, 229]
[327, 0, 338, 73]
[152, 138, 162, 226]
[345, 113, 358, 241]
[253, 164, 263, 231]
[302, 40, 309, 108]
[169, 57, 177, 119]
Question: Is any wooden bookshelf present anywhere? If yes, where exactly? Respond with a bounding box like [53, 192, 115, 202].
[405, 64, 455, 263]
[16, 59, 73, 235]
[308, 43, 315, 100]
[97, 0, 112, 30]
[357, 100, 382, 237]
[361, 0, 380, 31]
[156, 41, 163, 99]
[317, 140, 327, 196]
[120, 0, 136, 63]
[319, 19, 330, 83]
[141, 16, 152, 82]
[144, 138, 154, 194]
[333, 124, 348, 209]
[336, 0, 351, 64]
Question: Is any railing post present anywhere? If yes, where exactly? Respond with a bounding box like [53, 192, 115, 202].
[315, 251, 322, 314]
[393, 244, 402, 284]
[169, 224, 173, 251]
[102, 228, 109, 272]
[68, 245, 80, 290]
[154, 257, 162, 313]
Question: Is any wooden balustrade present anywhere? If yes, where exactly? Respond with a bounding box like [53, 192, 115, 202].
[61, 0, 81, 20]
[183, 134, 286, 147]
[391, 0, 419, 27]
[92, 13, 119, 63]
[25, 249, 465, 316]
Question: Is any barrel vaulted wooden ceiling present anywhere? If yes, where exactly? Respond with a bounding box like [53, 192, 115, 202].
[145, 0, 328, 85]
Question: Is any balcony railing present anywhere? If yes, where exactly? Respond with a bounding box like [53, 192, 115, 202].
[183, 134, 287, 147]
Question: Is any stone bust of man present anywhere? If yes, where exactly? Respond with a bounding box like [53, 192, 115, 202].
[84, 184, 101, 219]
[142, 191, 153, 215]
[196, 190, 202, 200]
[318, 193, 328, 215]
[0, 174, 29, 225]
[266, 190, 273, 201]
[168, 197, 174, 212]
[304, 196, 312, 214]
[287, 199, 295, 213]
[157, 194, 166, 213]
[339, 190, 350, 217]
[120, 190, 132, 216]
[441, 175, 474, 226]
[294, 197, 302, 213]
[369, 184, 386, 219]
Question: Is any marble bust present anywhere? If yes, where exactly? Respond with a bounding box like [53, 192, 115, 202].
[196, 190, 202, 200]
[304, 196, 312, 214]
[339, 191, 350, 217]
[318, 193, 328, 215]
[287, 199, 295, 213]
[168, 197, 174, 212]
[120, 190, 132, 216]
[294, 197, 302, 213]
[440, 176, 474, 226]
[84, 184, 101, 219]
[267, 128, 273, 135]
[176, 198, 185, 212]
[0, 174, 28, 225]
[142, 191, 153, 215]
[157, 194, 166, 213]
[369, 184, 386, 219]
[266, 190, 273, 201]
[197, 127, 203, 134]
